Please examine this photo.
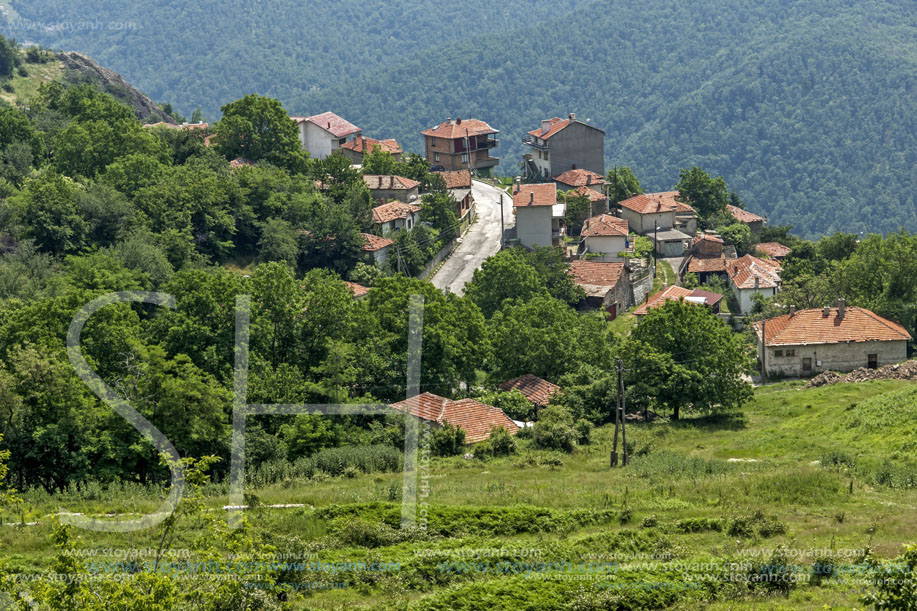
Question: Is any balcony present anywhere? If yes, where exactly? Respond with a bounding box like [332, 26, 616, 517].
[522, 135, 549, 151]
[453, 137, 499, 153]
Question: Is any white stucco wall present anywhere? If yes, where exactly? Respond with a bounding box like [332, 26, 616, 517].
[734, 285, 777, 314]
[516, 206, 553, 248]
[620, 209, 675, 235]
[584, 235, 628, 262]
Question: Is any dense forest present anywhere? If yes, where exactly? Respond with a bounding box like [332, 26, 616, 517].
[6, 0, 916, 236]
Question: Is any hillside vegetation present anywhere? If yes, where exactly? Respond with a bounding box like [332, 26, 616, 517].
[6, 0, 917, 236]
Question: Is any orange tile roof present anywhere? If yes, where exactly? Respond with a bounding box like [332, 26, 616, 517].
[728, 254, 781, 290]
[570, 186, 606, 202]
[390, 392, 518, 443]
[513, 183, 557, 207]
[343, 281, 370, 298]
[421, 118, 498, 139]
[229, 157, 255, 168]
[693, 234, 724, 246]
[727, 204, 766, 224]
[687, 254, 728, 274]
[498, 374, 560, 406]
[361, 233, 393, 251]
[371, 202, 421, 224]
[580, 214, 628, 238]
[526, 117, 570, 140]
[294, 112, 361, 137]
[435, 170, 472, 189]
[754, 307, 911, 347]
[554, 168, 605, 187]
[569, 261, 627, 297]
[363, 175, 421, 191]
[619, 191, 679, 215]
[633, 285, 724, 315]
[756, 242, 792, 258]
[341, 136, 402, 155]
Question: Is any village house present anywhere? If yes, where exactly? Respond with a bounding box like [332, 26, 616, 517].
[754, 301, 911, 377]
[291, 112, 362, 159]
[553, 168, 605, 193]
[578, 213, 629, 262]
[512, 182, 565, 249]
[390, 392, 519, 443]
[673, 199, 698, 236]
[680, 234, 732, 284]
[371, 201, 421, 237]
[339, 136, 403, 164]
[726, 204, 766, 234]
[343, 281, 370, 299]
[633, 285, 723, 316]
[618, 191, 693, 256]
[361, 232, 393, 267]
[363, 175, 421, 203]
[522, 113, 605, 180]
[756, 242, 792, 261]
[498, 374, 561, 411]
[435, 170, 476, 230]
[421, 117, 499, 176]
[568, 260, 633, 319]
[727, 254, 782, 314]
[568, 185, 609, 217]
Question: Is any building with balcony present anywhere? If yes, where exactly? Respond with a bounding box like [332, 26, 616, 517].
[523, 113, 605, 180]
[420, 117, 499, 177]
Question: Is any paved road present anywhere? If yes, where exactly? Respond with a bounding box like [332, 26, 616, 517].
[431, 180, 514, 295]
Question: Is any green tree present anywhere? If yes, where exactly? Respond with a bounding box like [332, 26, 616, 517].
[606, 165, 643, 205]
[420, 190, 459, 240]
[213, 94, 308, 172]
[676, 166, 729, 220]
[719, 222, 752, 256]
[817, 232, 858, 262]
[257, 217, 299, 266]
[465, 249, 548, 318]
[562, 190, 591, 235]
[631, 299, 753, 419]
[362, 145, 398, 175]
[11, 169, 87, 254]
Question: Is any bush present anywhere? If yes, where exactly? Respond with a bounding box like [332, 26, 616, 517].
[477, 389, 535, 422]
[746, 547, 800, 595]
[312, 444, 401, 476]
[574, 419, 593, 445]
[726, 511, 786, 538]
[430, 423, 466, 457]
[533, 405, 578, 453]
[474, 426, 517, 459]
[674, 517, 724, 533]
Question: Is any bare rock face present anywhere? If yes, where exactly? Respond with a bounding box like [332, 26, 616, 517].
[56, 51, 175, 124]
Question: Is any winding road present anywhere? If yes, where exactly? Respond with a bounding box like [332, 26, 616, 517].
[431, 180, 515, 296]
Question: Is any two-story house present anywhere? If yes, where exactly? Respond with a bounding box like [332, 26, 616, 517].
[291, 112, 362, 159]
[522, 113, 605, 180]
[618, 191, 692, 256]
[512, 183, 564, 249]
[420, 117, 499, 176]
[728, 254, 782, 314]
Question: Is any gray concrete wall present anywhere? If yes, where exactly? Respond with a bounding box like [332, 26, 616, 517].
[763, 340, 908, 377]
[547, 122, 605, 177]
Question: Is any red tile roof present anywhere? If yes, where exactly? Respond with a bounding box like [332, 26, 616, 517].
[361, 233, 393, 251]
[619, 191, 679, 215]
[569, 261, 627, 297]
[570, 186, 607, 202]
[421, 118, 498, 139]
[693, 234, 724, 246]
[728, 254, 781, 290]
[580, 214, 628, 238]
[434, 170, 472, 189]
[371, 202, 421, 224]
[756, 242, 792, 258]
[390, 392, 519, 443]
[727, 204, 766, 224]
[687, 254, 728, 274]
[754, 307, 912, 347]
[344, 281, 370, 298]
[513, 183, 557, 207]
[526, 117, 570, 140]
[633, 285, 724, 315]
[363, 175, 421, 191]
[229, 157, 255, 169]
[294, 112, 361, 138]
[340, 136, 402, 155]
[554, 168, 605, 188]
[498, 374, 560, 406]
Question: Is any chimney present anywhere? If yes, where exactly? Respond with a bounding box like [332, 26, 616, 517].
[572, 163, 577, 170]
[541, 119, 551, 134]
[789, 305, 796, 316]
[823, 306, 830, 317]
[514, 176, 521, 194]
[838, 298, 846, 320]
[456, 117, 462, 125]
[569, 112, 576, 121]
[327, 121, 331, 129]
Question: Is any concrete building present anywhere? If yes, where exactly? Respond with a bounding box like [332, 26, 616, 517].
[523, 113, 605, 180]
[363, 175, 421, 203]
[618, 192, 677, 235]
[727, 254, 782, 314]
[291, 112, 361, 159]
[756, 242, 792, 261]
[512, 183, 562, 249]
[340, 136, 402, 164]
[421, 117, 499, 176]
[553, 168, 605, 193]
[579, 214, 629, 262]
[361, 233, 393, 267]
[435, 170, 476, 230]
[753, 302, 911, 377]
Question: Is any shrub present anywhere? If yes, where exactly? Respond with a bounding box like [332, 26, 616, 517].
[477, 389, 535, 422]
[674, 517, 724, 533]
[475, 426, 517, 459]
[727, 511, 785, 538]
[430, 423, 466, 457]
[574, 419, 593, 445]
[746, 547, 800, 595]
[641, 515, 658, 528]
[809, 554, 836, 586]
[312, 444, 401, 476]
[533, 405, 578, 453]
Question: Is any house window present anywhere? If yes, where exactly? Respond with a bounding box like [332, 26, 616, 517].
[461, 153, 469, 163]
[785, 349, 795, 357]
[338, 138, 346, 146]
[868, 354, 878, 369]
[433, 153, 440, 162]
[407, 219, 412, 230]
[430, 137, 436, 147]
[774, 350, 783, 357]
[544, 151, 549, 160]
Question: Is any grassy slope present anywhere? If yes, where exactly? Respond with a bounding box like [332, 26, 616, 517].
[4, 380, 917, 609]
[0, 57, 62, 106]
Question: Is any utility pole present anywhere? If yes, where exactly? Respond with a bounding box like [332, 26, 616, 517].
[618, 358, 628, 466]
[499, 192, 505, 248]
[761, 318, 767, 384]
[610, 380, 620, 467]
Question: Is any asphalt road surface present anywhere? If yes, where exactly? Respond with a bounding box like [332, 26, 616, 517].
[431, 180, 515, 295]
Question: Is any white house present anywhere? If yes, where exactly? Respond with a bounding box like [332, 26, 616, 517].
[371, 201, 421, 237]
[291, 112, 361, 159]
[618, 192, 677, 235]
[361, 232, 393, 267]
[579, 214, 629, 262]
[727, 254, 781, 314]
[513, 183, 562, 248]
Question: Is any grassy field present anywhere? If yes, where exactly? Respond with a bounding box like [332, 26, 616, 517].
[4, 379, 917, 609]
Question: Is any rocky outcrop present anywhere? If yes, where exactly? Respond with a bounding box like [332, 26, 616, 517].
[56, 51, 174, 124]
